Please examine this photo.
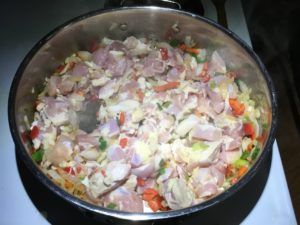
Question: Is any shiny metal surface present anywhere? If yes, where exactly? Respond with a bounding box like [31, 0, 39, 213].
[8, 6, 277, 222]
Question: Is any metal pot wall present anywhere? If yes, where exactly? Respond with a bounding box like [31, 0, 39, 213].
[8, 6, 277, 225]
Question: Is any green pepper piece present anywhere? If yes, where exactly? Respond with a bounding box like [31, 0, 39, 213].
[162, 101, 172, 108]
[107, 203, 117, 209]
[169, 39, 180, 48]
[234, 159, 249, 168]
[31, 148, 44, 162]
[99, 137, 107, 151]
[192, 142, 209, 151]
[241, 151, 250, 160]
[251, 147, 260, 161]
[157, 102, 163, 111]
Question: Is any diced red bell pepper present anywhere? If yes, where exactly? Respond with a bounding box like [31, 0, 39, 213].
[64, 167, 75, 175]
[119, 138, 128, 148]
[76, 165, 82, 174]
[243, 122, 255, 140]
[101, 169, 106, 177]
[90, 40, 99, 52]
[55, 64, 66, 73]
[231, 177, 238, 185]
[136, 89, 144, 102]
[30, 126, 39, 140]
[160, 48, 169, 60]
[202, 74, 210, 83]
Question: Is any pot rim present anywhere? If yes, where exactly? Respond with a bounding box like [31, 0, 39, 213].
[8, 6, 278, 221]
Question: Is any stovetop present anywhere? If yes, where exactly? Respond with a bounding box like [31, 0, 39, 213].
[0, 0, 297, 224]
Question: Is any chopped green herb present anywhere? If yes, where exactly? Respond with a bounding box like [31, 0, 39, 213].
[192, 142, 209, 151]
[158, 167, 166, 175]
[236, 79, 248, 93]
[262, 122, 268, 130]
[79, 176, 86, 181]
[241, 151, 250, 160]
[107, 203, 117, 209]
[99, 137, 107, 151]
[190, 53, 206, 63]
[251, 147, 260, 161]
[116, 116, 120, 126]
[157, 102, 163, 111]
[235, 79, 241, 87]
[158, 159, 167, 175]
[210, 80, 216, 89]
[162, 101, 172, 108]
[159, 159, 166, 168]
[243, 115, 251, 122]
[180, 132, 189, 139]
[31, 148, 44, 162]
[169, 39, 180, 48]
[234, 159, 249, 168]
[184, 174, 191, 181]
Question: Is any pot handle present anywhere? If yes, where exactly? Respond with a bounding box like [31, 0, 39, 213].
[104, 0, 204, 16]
[120, 0, 182, 9]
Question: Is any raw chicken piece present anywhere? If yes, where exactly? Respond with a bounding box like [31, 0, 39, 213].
[87, 160, 131, 199]
[160, 178, 193, 210]
[103, 187, 144, 212]
[44, 135, 73, 166]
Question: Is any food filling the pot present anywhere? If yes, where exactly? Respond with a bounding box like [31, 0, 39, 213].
[28, 36, 268, 212]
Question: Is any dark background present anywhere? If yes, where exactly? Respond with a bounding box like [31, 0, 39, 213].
[242, 0, 300, 222]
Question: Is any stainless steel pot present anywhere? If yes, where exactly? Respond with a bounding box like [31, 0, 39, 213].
[8, 6, 277, 225]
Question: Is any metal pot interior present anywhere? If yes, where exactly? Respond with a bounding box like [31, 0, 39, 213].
[9, 6, 277, 221]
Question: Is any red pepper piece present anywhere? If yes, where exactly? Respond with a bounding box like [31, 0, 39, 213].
[243, 122, 255, 140]
[160, 48, 169, 60]
[64, 167, 75, 175]
[119, 138, 128, 148]
[30, 126, 39, 140]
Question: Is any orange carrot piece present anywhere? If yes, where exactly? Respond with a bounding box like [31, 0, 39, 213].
[237, 166, 248, 178]
[229, 98, 245, 116]
[148, 198, 162, 212]
[119, 112, 125, 126]
[186, 48, 200, 54]
[137, 178, 145, 187]
[136, 89, 144, 102]
[247, 143, 254, 152]
[142, 188, 159, 201]
[194, 109, 202, 117]
[64, 180, 74, 189]
[226, 164, 233, 178]
[153, 82, 180, 92]
[199, 62, 209, 77]
[257, 132, 267, 143]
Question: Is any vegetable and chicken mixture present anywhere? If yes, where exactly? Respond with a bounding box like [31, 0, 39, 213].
[28, 36, 268, 212]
